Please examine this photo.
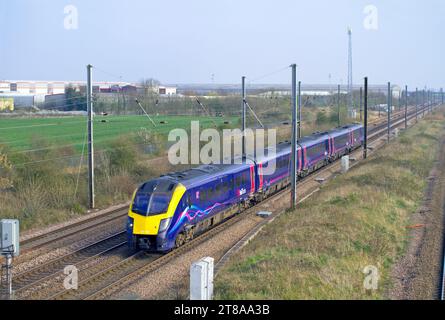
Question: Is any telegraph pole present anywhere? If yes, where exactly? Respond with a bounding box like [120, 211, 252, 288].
[241, 76, 246, 157]
[291, 64, 298, 210]
[87, 64, 95, 209]
[337, 85, 341, 127]
[404, 85, 408, 130]
[359, 87, 363, 122]
[298, 81, 302, 139]
[387, 82, 391, 142]
[363, 77, 368, 159]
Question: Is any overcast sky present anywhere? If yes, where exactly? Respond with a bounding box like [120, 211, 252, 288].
[1, 0, 444, 88]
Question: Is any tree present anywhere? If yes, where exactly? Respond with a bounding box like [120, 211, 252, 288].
[139, 78, 161, 93]
[65, 84, 87, 111]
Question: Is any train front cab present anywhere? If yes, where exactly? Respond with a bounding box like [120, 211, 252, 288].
[127, 179, 186, 251]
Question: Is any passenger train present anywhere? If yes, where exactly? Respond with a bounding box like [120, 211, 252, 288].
[127, 123, 364, 252]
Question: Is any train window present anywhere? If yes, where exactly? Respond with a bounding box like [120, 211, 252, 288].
[132, 180, 175, 216]
[307, 143, 325, 159]
[223, 180, 228, 193]
[335, 134, 348, 147]
[200, 189, 206, 202]
[242, 171, 249, 184]
[235, 174, 242, 186]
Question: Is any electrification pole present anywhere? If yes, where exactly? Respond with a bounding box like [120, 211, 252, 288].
[298, 81, 302, 139]
[405, 85, 408, 130]
[378, 89, 381, 118]
[291, 64, 298, 210]
[359, 87, 363, 122]
[337, 85, 341, 127]
[387, 82, 391, 142]
[363, 77, 368, 159]
[416, 87, 418, 122]
[347, 27, 354, 118]
[241, 76, 246, 157]
[428, 90, 434, 113]
[87, 64, 95, 209]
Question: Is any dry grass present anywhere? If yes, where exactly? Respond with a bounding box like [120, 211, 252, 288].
[215, 109, 445, 300]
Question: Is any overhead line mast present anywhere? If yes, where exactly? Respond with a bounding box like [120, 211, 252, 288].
[347, 27, 354, 118]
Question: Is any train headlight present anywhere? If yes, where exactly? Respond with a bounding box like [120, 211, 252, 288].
[127, 217, 134, 230]
[159, 218, 172, 233]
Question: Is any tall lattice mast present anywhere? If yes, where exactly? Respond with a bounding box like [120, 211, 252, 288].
[347, 27, 354, 118]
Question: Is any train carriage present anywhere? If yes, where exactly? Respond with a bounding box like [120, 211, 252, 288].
[298, 132, 330, 175]
[341, 124, 364, 149]
[329, 124, 364, 159]
[255, 142, 293, 198]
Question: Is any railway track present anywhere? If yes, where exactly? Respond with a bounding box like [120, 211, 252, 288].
[6, 231, 127, 299]
[19, 206, 128, 252]
[50, 103, 436, 300]
[7, 103, 435, 300]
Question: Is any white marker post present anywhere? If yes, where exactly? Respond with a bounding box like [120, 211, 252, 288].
[341, 155, 350, 173]
[190, 257, 214, 300]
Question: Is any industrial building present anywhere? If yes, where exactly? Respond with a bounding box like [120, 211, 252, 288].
[0, 80, 177, 110]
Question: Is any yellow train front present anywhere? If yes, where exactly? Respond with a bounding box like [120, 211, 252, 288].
[127, 178, 186, 252]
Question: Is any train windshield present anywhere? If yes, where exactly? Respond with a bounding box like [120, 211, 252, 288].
[132, 180, 175, 216]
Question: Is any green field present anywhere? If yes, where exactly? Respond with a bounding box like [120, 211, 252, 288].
[0, 115, 238, 154]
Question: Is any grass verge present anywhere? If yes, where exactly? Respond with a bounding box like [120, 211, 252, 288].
[215, 109, 445, 300]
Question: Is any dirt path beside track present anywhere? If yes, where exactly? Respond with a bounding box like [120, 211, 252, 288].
[389, 133, 445, 300]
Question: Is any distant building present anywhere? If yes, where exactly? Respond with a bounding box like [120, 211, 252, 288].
[44, 94, 67, 109]
[0, 80, 177, 109]
[0, 94, 39, 108]
[0, 98, 14, 111]
[0, 80, 132, 95]
[158, 86, 177, 96]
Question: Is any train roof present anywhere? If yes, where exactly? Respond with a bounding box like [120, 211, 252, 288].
[298, 131, 330, 147]
[341, 123, 363, 130]
[255, 141, 293, 163]
[159, 159, 255, 188]
[329, 123, 363, 137]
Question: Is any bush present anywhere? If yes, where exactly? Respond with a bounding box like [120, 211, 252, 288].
[316, 111, 328, 125]
[106, 137, 138, 173]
